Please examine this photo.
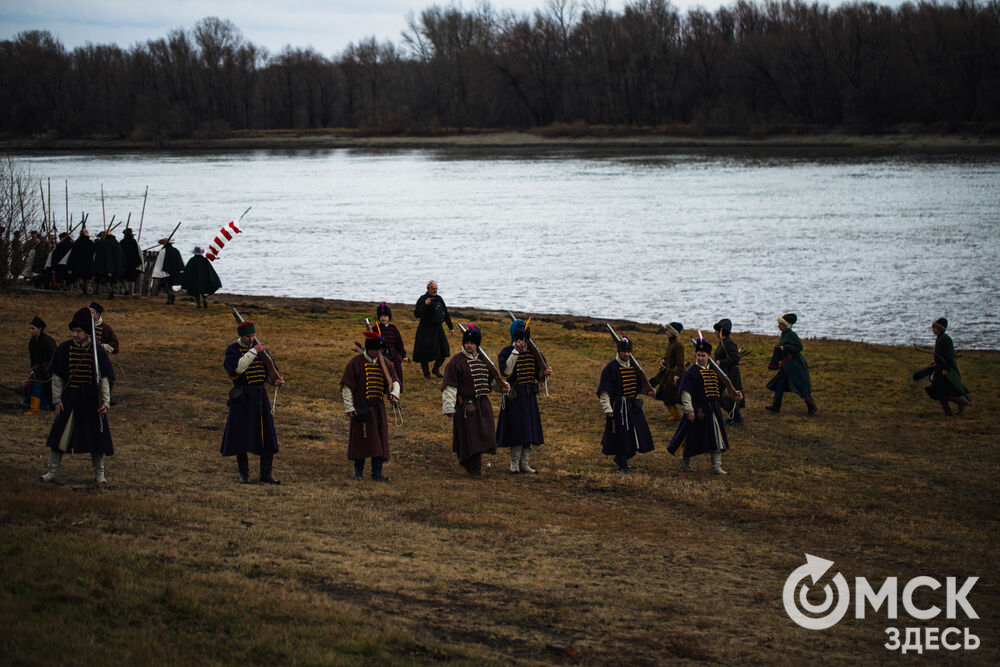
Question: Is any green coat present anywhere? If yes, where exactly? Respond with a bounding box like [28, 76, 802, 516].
[766, 329, 812, 398]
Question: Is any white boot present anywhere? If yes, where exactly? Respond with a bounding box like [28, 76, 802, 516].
[92, 453, 107, 484]
[710, 452, 728, 475]
[681, 456, 693, 473]
[519, 446, 537, 474]
[508, 446, 522, 473]
[41, 450, 63, 482]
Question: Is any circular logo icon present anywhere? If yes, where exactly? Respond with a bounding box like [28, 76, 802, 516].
[783, 554, 851, 630]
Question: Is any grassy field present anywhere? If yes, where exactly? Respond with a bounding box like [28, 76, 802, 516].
[1, 290, 997, 665]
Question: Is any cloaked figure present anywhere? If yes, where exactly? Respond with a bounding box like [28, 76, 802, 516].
[496, 319, 552, 474]
[181, 246, 222, 309]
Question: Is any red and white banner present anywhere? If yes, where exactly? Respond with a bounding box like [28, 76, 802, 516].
[205, 221, 242, 261]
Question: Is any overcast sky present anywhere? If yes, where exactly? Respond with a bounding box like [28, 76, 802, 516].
[2, 0, 907, 58]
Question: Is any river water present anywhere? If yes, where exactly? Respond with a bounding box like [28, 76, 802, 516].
[20, 148, 1000, 349]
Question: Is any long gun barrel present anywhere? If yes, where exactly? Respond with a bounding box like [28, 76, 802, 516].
[607, 323, 654, 394]
[691, 337, 740, 398]
[457, 323, 507, 389]
[232, 307, 279, 373]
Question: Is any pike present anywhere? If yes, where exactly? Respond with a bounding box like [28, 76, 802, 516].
[100, 184, 107, 232]
[65, 180, 69, 232]
[507, 310, 550, 396]
[232, 307, 281, 411]
[137, 186, 148, 242]
[39, 181, 48, 231]
[457, 323, 508, 390]
[91, 311, 104, 433]
[606, 324, 654, 394]
[144, 221, 182, 252]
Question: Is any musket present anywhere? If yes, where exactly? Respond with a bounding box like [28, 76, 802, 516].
[91, 311, 104, 433]
[39, 181, 48, 231]
[364, 318, 398, 398]
[100, 184, 107, 232]
[606, 324, 654, 394]
[507, 310, 551, 396]
[137, 186, 148, 242]
[691, 337, 740, 399]
[457, 323, 508, 390]
[232, 308, 281, 411]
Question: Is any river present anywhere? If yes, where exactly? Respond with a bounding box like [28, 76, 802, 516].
[20, 147, 1000, 349]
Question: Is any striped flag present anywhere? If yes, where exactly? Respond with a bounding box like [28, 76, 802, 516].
[205, 221, 242, 261]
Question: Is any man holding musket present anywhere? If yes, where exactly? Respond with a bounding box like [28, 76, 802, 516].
[668, 335, 743, 474]
[496, 319, 552, 474]
[441, 324, 509, 476]
[597, 335, 655, 474]
[341, 329, 400, 481]
[40, 307, 116, 484]
[220, 320, 285, 484]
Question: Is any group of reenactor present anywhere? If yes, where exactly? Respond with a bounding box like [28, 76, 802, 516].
[23, 281, 970, 485]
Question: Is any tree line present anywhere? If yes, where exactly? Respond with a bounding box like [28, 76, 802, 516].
[2, 0, 998, 139]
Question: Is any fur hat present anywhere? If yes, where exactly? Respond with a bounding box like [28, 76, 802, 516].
[778, 313, 797, 328]
[122, 227, 134, 237]
[664, 322, 683, 337]
[616, 336, 633, 353]
[462, 324, 482, 348]
[509, 319, 529, 344]
[376, 302, 392, 320]
[363, 330, 384, 350]
[237, 321, 255, 336]
[89, 301, 104, 314]
[69, 307, 93, 331]
[934, 317, 948, 331]
[30, 315, 46, 330]
[694, 337, 713, 354]
[713, 318, 732, 336]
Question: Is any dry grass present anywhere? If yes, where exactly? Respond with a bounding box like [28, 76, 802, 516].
[1, 290, 997, 665]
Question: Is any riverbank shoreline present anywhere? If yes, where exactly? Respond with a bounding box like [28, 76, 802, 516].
[4, 128, 1000, 153]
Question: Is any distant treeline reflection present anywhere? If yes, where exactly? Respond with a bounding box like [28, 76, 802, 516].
[2, 1, 998, 140]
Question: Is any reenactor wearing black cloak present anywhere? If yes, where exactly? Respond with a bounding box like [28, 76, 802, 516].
[69, 228, 96, 293]
[341, 330, 400, 481]
[151, 237, 184, 304]
[914, 317, 971, 416]
[651, 321, 685, 421]
[220, 320, 285, 484]
[713, 318, 745, 426]
[597, 335, 655, 474]
[40, 307, 116, 484]
[765, 313, 817, 416]
[441, 325, 508, 476]
[50, 231, 74, 287]
[181, 247, 222, 308]
[668, 336, 742, 474]
[26, 315, 56, 414]
[120, 228, 143, 295]
[413, 281, 454, 379]
[93, 230, 126, 298]
[496, 319, 552, 474]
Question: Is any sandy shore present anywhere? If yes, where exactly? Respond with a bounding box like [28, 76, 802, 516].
[4, 129, 1000, 152]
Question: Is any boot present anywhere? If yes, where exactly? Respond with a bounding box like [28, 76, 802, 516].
[237, 453, 251, 484]
[765, 392, 783, 413]
[518, 445, 536, 474]
[371, 457, 388, 482]
[431, 360, 444, 378]
[352, 459, 365, 479]
[194, 294, 202, 308]
[710, 452, 728, 475]
[954, 397, 969, 415]
[462, 453, 482, 477]
[666, 404, 681, 422]
[202, 297, 209, 309]
[805, 397, 817, 416]
[939, 400, 953, 416]
[25, 395, 41, 415]
[92, 453, 106, 485]
[508, 446, 523, 473]
[681, 456, 693, 473]
[421, 362, 432, 379]
[40, 449, 62, 482]
[613, 455, 630, 474]
[260, 455, 280, 484]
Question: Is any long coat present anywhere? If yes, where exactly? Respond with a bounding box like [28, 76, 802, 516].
[413, 293, 452, 363]
[668, 364, 731, 458]
[495, 345, 545, 448]
[597, 359, 654, 458]
[766, 329, 813, 399]
[93, 235, 126, 279]
[341, 353, 398, 460]
[181, 254, 222, 295]
[120, 234, 142, 281]
[442, 352, 498, 463]
[45, 338, 115, 455]
[219, 342, 279, 457]
[652, 337, 685, 404]
[924, 332, 971, 402]
[69, 235, 96, 281]
[714, 335, 745, 409]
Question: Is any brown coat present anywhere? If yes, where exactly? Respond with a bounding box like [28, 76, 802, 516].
[442, 352, 498, 463]
[658, 337, 685, 404]
[341, 353, 397, 460]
